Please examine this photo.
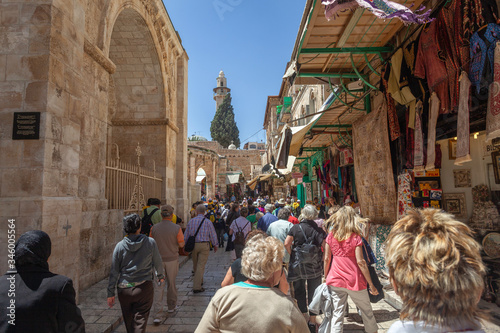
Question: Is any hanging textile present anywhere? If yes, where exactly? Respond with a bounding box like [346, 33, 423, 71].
[415, 21, 451, 114]
[381, 65, 401, 141]
[322, 0, 433, 24]
[397, 172, 413, 220]
[388, 49, 416, 110]
[351, 166, 357, 202]
[456, 72, 472, 165]
[414, 101, 425, 171]
[353, 97, 397, 224]
[426, 93, 440, 170]
[470, 24, 500, 93]
[435, 143, 442, 169]
[324, 0, 357, 20]
[405, 110, 414, 169]
[486, 42, 500, 141]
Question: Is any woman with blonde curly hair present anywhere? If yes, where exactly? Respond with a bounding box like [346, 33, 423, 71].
[386, 209, 488, 333]
[196, 236, 308, 333]
[322, 206, 378, 333]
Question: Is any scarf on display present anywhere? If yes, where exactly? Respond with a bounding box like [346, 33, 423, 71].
[382, 65, 401, 141]
[414, 100, 425, 171]
[486, 42, 500, 141]
[323, 161, 332, 185]
[456, 72, 473, 165]
[398, 172, 413, 220]
[426, 93, 440, 170]
[406, 110, 415, 169]
[351, 166, 357, 202]
[322, 0, 433, 24]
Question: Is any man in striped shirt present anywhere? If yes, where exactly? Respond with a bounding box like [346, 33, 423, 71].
[184, 204, 219, 293]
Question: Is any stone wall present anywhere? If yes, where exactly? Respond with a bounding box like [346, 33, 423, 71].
[188, 141, 263, 198]
[0, 0, 188, 298]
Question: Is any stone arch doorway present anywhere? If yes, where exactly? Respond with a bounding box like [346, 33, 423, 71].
[106, 7, 168, 200]
[196, 168, 207, 197]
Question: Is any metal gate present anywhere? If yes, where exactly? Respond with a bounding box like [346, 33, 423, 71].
[105, 143, 163, 214]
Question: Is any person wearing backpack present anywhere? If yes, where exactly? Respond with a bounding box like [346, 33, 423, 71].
[284, 204, 326, 333]
[229, 207, 252, 260]
[140, 198, 162, 235]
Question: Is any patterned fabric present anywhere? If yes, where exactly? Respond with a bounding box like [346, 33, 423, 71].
[397, 172, 413, 220]
[470, 31, 488, 93]
[456, 72, 472, 165]
[353, 98, 398, 224]
[414, 101, 424, 171]
[405, 110, 414, 169]
[322, 0, 433, 24]
[426, 93, 440, 170]
[382, 65, 401, 141]
[470, 24, 500, 93]
[324, 0, 357, 20]
[415, 21, 450, 114]
[368, 225, 392, 273]
[184, 214, 218, 246]
[438, 4, 461, 112]
[486, 42, 500, 141]
[469, 185, 500, 230]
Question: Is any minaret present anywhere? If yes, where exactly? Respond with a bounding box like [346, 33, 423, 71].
[213, 70, 231, 111]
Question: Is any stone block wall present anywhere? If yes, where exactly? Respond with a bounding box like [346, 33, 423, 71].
[0, 0, 189, 299]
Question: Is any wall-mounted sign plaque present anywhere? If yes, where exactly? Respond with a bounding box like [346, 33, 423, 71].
[12, 112, 40, 140]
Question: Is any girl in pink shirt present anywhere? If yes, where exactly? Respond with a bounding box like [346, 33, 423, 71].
[323, 206, 378, 333]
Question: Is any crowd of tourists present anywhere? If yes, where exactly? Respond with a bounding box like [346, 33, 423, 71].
[0, 195, 491, 333]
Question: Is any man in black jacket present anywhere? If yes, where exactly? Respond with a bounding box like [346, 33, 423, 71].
[0, 230, 85, 333]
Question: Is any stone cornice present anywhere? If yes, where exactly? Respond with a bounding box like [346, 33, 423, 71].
[84, 38, 116, 74]
[112, 118, 179, 133]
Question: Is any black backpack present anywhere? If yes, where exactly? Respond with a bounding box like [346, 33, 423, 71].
[141, 208, 158, 235]
[293, 225, 321, 264]
[234, 221, 250, 245]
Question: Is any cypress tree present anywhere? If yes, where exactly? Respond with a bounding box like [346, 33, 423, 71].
[210, 93, 240, 148]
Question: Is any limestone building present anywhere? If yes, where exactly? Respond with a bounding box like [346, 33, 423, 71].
[0, 0, 188, 297]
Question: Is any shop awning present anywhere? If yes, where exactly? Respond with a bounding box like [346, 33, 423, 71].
[195, 175, 206, 182]
[226, 174, 240, 184]
[278, 156, 296, 175]
[259, 174, 273, 181]
[247, 176, 260, 190]
[276, 92, 335, 160]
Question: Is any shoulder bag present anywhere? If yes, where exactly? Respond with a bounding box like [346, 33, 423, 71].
[184, 218, 206, 253]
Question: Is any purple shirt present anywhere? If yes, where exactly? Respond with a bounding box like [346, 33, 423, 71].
[229, 216, 252, 242]
[184, 214, 218, 246]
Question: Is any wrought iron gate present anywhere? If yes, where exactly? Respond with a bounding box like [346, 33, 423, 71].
[105, 143, 163, 214]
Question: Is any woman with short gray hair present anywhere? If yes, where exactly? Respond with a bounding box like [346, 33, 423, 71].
[196, 236, 309, 332]
[107, 214, 165, 333]
[284, 204, 326, 332]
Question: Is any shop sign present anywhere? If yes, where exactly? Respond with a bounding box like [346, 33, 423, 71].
[292, 172, 304, 179]
[483, 139, 498, 157]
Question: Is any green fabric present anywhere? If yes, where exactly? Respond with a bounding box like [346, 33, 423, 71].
[247, 214, 257, 230]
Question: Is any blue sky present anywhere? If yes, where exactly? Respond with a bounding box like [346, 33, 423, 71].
[163, 1, 306, 146]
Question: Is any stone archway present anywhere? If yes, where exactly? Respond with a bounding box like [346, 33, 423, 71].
[188, 145, 220, 201]
[0, 0, 188, 297]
